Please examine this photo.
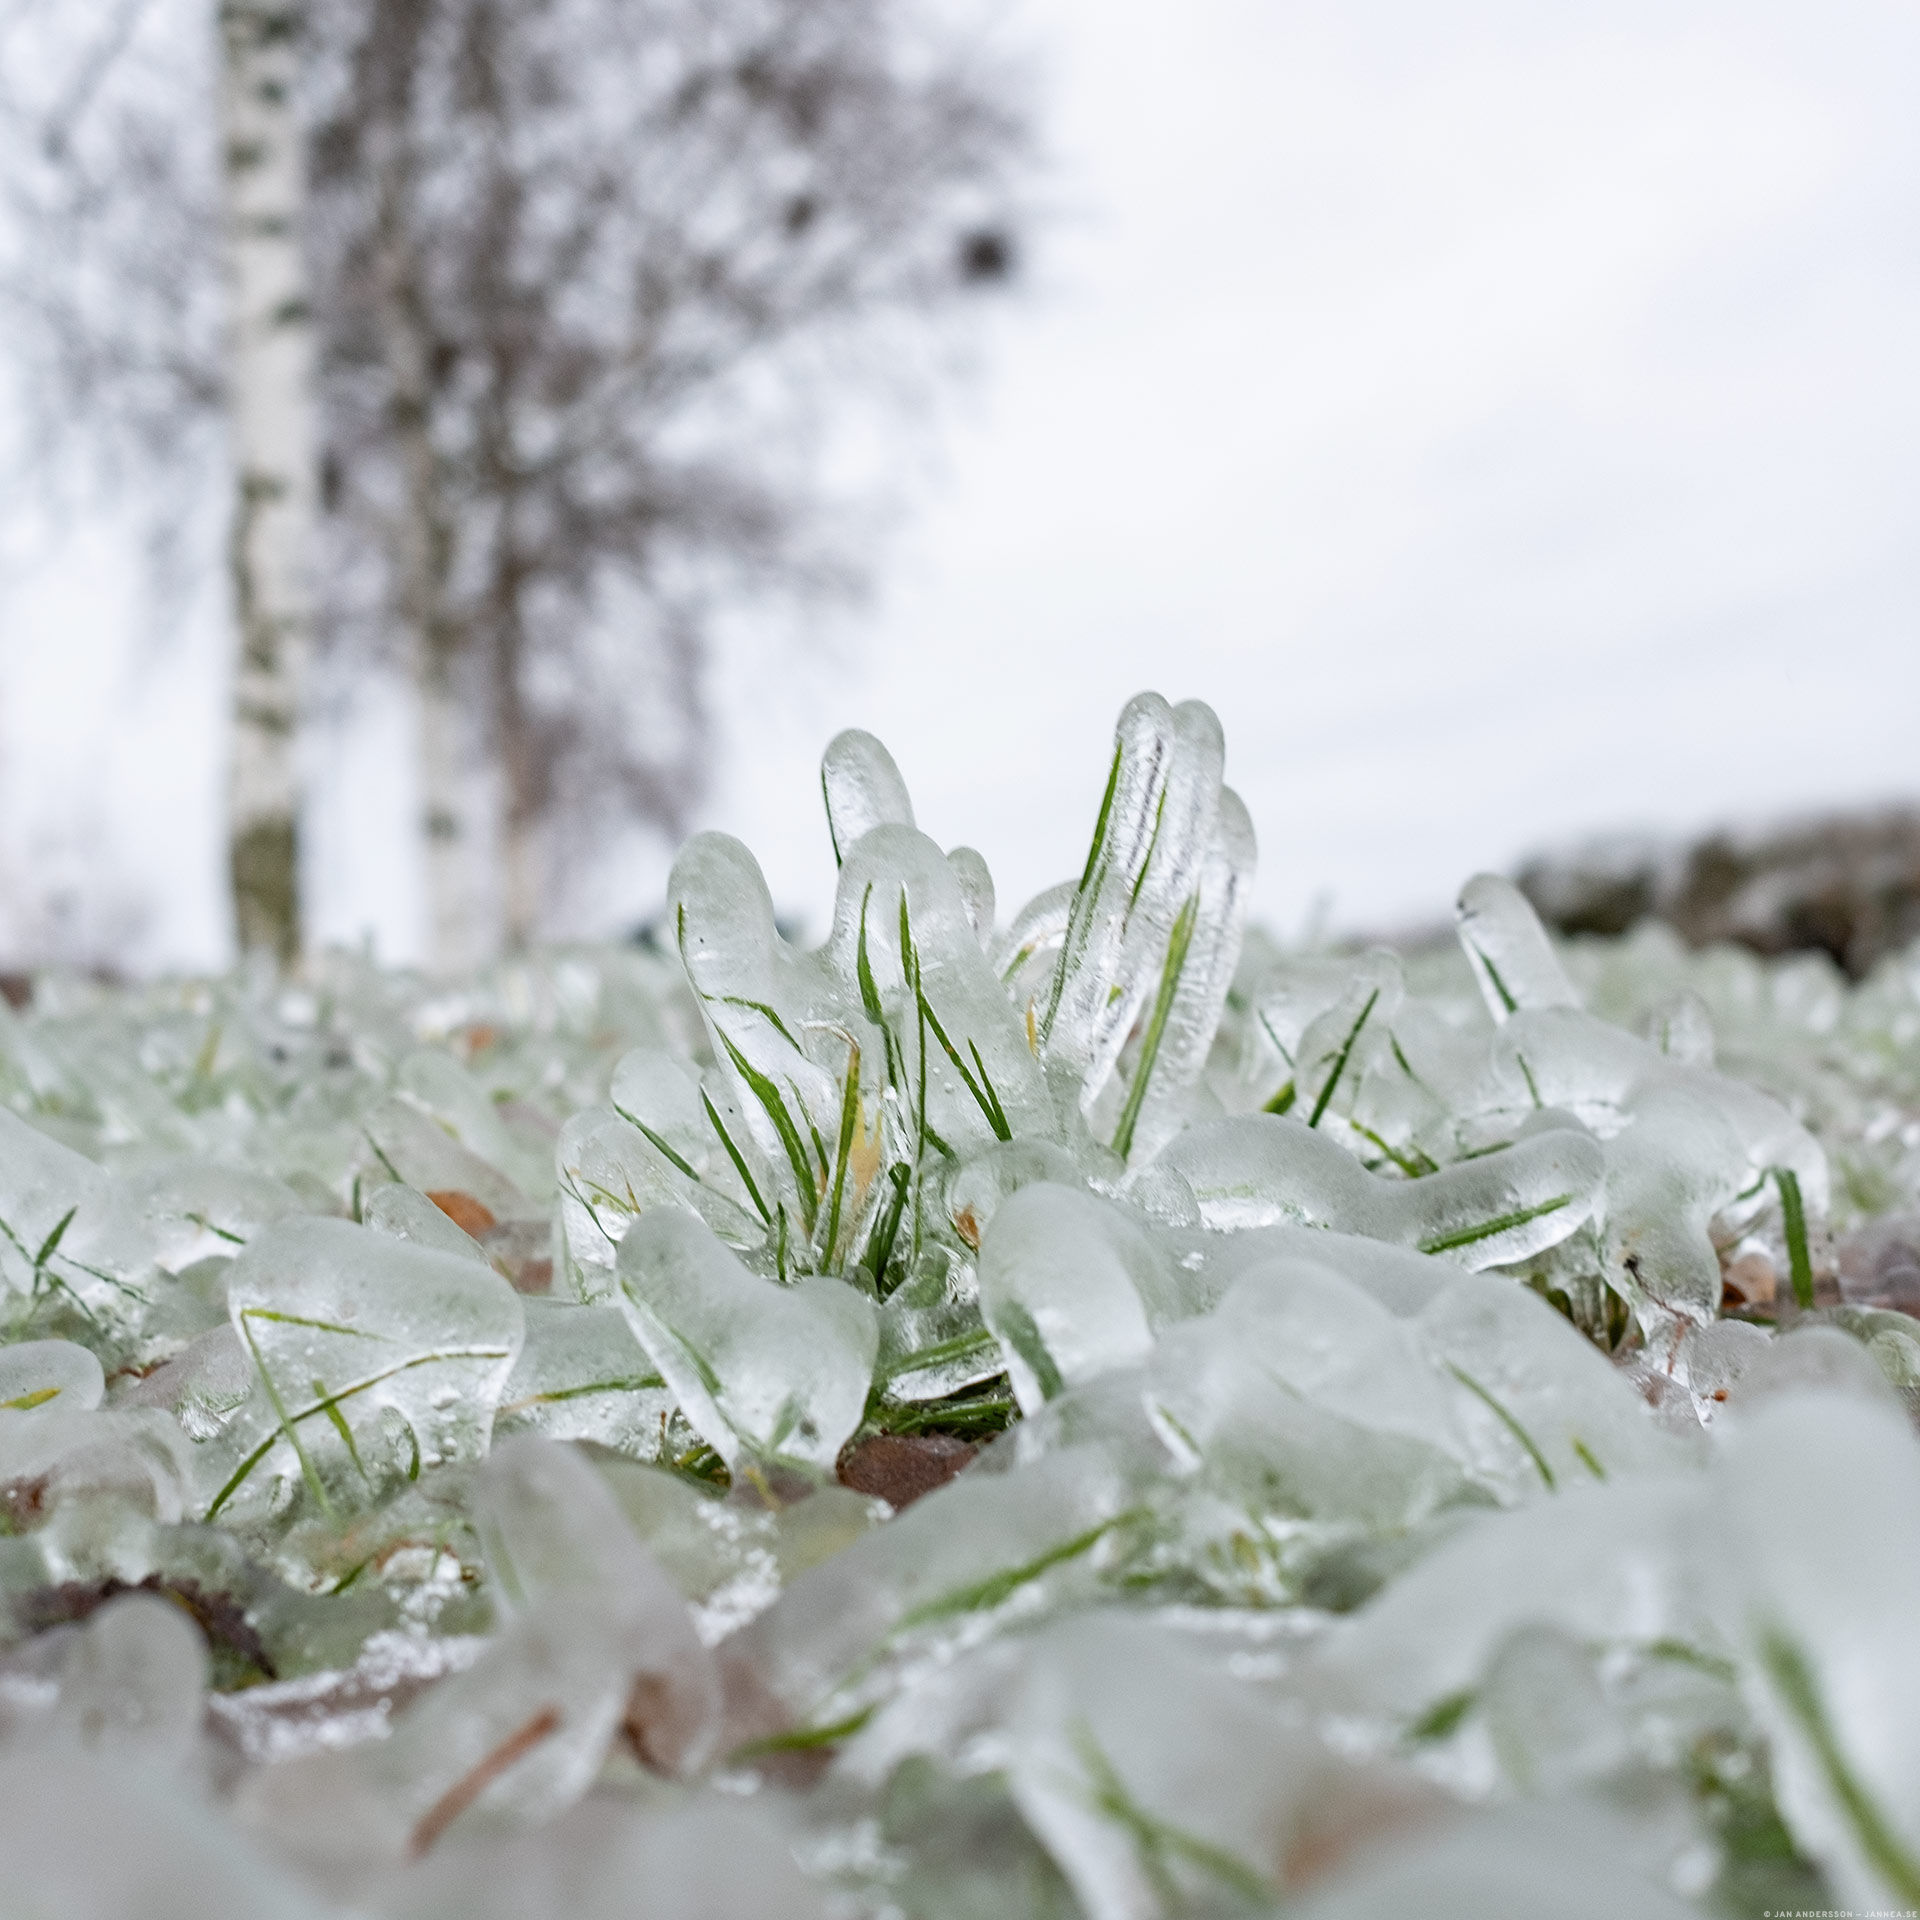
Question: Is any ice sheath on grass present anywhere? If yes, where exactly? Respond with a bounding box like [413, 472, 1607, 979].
[615, 1207, 876, 1475]
[6, 682, 1919, 1920]
[207, 1217, 524, 1527]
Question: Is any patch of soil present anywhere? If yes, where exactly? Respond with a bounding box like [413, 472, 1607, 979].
[15, 1575, 276, 1689]
[837, 1432, 977, 1509]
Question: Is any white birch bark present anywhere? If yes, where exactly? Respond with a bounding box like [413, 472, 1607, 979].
[218, 0, 318, 967]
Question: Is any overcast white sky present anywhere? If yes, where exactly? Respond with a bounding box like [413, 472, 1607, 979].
[4, 0, 1919, 969]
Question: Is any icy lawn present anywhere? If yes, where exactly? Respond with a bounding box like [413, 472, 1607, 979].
[5, 696, 1920, 1917]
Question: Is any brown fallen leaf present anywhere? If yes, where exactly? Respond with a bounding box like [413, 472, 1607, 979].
[426, 1189, 498, 1237]
[1722, 1248, 1777, 1309]
[508, 1256, 554, 1295]
[1280, 1765, 1452, 1890]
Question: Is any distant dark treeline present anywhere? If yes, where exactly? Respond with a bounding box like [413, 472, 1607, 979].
[1519, 807, 1920, 979]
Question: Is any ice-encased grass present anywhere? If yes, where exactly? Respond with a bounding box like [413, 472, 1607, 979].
[4, 692, 1920, 1914]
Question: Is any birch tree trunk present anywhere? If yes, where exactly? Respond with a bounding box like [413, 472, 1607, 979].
[218, 0, 318, 968]
[370, 128, 494, 974]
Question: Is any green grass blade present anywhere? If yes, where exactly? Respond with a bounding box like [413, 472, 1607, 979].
[498, 1373, 666, 1417]
[239, 1308, 385, 1338]
[238, 1310, 334, 1518]
[1516, 1052, 1543, 1108]
[864, 1162, 912, 1295]
[1351, 1119, 1438, 1179]
[1039, 738, 1125, 1048]
[364, 1132, 405, 1184]
[1257, 1010, 1296, 1069]
[1774, 1166, 1815, 1310]
[822, 1040, 862, 1266]
[968, 1040, 1012, 1138]
[614, 1104, 703, 1182]
[1072, 1722, 1272, 1906]
[1446, 1361, 1555, 1490]
[1468, 942, 1519, 1014]
[732, 1703, 878, 1759]
[913, 994, 931, 1166]
[185, 1210, 247, 1246]
[1418, 1193, 1572, 1256]
[31, 1205, 77, 1271]
[208, 1342, 513, 1521]
[312, 1375, 370, 1485]
[876, 1323, 1000, 1386]
[918, 989, 1012, 1143]
[716, 1031, 819, 1230]
[702, 1089, 772, 1226]
[1761, 1626, 1920, 1903]
[897, 1517, 1117, 1630]
[856, 884, 886, 1024]
[993, 1296, 1065, 1401]
[877, 1390, 1017, 1438]
[897, 887, 919, 986]
[822, 766, 844, 867]
[1407, 1689, 1476, 1743]
[717, 995, 803, 1052]
[1077, 738, 1125, 894]
[1110, 892, 1199, 1161]
[1124, 787, 1169, 918]
[1307, 988, 1380, 1129]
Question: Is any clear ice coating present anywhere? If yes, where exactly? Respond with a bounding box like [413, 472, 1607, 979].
[378, 1797, 831, 1920]
[0, 1337, 104, 1412]
[239, 1446, 716, 1866]
[492, 1299, 670, 1456]
[473, 1437, 720, 1774]
[1004, 1611, 1315, 1913]
[1709, 1388, 1920, 1909]
[212, 1216, 525, 1526]
[820, 726, 917, 862]
[50, 1590, 210, 1764]
[8, 685, 1920, 1914]
[1455, 872, 1584, 1021]
[978, 1184, 1186, 1411]
[1160, 1111, 1605, 1266]
[616, 1207, 876, 1473]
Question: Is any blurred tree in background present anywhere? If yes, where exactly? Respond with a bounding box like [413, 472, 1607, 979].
[0, 0, 1030, 969]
